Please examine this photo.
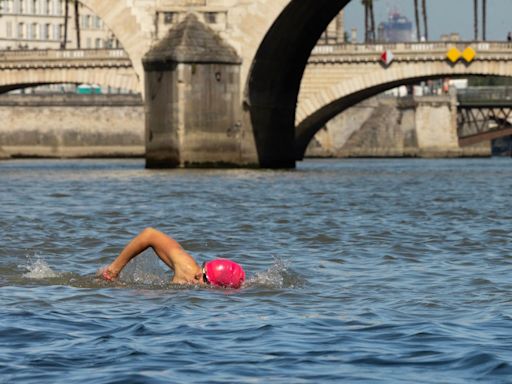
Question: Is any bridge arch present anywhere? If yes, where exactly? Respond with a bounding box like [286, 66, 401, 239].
[0, 50, 139, 94]
[246, 0, 350, 167]
[295, 61, 512, 159]
[79, 0, 151, 90]
[0, 69, 139, 94]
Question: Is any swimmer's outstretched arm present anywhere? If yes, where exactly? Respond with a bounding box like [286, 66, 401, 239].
[101, 227, 201, 282]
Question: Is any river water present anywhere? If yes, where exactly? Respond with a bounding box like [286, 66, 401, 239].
[1, 158, 511, 383]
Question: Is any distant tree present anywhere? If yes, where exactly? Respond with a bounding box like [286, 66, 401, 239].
[61, 0, 70, 49]
[414, 0, 421, 41]
[362, 0, 376, 43]
[421, 0, 428, 40]
[74, 1, 81, 48]
[61, 0, 82, 49]
[369, 0, 376, 42]
[482, 0, 487, 40]
[473, 0, 479, 40]
[362, 0, 369, 42]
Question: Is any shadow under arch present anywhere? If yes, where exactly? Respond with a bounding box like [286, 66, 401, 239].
[294, 74, 512, 160]
[0, 83, 49, 94]
[247, 0, 350, 168]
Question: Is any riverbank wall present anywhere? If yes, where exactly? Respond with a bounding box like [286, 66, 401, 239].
[0, 94, 144, 158]
[0, 93, 490, 160]
[306, 95, 491, 158]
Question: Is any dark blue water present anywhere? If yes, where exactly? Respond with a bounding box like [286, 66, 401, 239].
[1, 158, 512, 383]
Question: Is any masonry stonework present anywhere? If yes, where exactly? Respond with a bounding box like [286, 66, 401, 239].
[306, 96, 491, 158]
[0, 94, 144, 158]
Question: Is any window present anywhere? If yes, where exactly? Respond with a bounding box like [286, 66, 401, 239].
[31, 0, 37, 14]
[17, 22, 24, 39]
[55, 0, 62, 15]
[163, 12, 174, 24]
[3, 1, 11, 13]
[204, 12, 217, 24]
[19, 0, 24, 14]
[31, 23, 38, 39]
[42, 23, 49, 39]
[94, 16, 102, 29]
[95, 38, 102, 48]
[6, 22, 12, 38]
[53, 24, 60, 40]
[45, 0, 50, 15]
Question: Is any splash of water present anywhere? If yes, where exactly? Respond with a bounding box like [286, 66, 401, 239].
[246, 258, 306, 289]
[21, 257, 59, 279]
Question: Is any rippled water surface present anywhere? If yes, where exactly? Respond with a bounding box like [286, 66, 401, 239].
[1, 158, 512, 383]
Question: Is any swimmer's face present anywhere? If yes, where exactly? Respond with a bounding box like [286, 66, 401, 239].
[193, 263, 208, 285]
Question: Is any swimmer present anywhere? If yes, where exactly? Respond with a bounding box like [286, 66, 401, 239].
[99, 227, 245, 288]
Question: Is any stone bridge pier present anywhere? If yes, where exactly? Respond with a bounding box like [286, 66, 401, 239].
[73, 1, 512, 168]
[80, 0, 347, 168]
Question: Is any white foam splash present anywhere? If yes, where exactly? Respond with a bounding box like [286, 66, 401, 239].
[246, 258, 306, 288]
[21, 257, 59, 279]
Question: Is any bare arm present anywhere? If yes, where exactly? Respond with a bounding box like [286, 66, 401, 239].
[102, 227, 200, 281]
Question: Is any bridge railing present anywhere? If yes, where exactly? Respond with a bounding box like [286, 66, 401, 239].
[458, 86, 512, 102]
[312, 41, 512, 55]
[0, 49, 129, 61]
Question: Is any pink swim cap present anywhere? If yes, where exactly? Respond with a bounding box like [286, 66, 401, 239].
[204, 259, 245, 288]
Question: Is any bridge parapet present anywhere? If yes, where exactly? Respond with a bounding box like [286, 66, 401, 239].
[0, 48, 138, 93]
[310, 42, 512, 63]
[0, 49, 131, 68]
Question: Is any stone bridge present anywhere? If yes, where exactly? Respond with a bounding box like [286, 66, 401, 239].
[5, 0, 512, 167]
[0, 49, 139, 93]
[297, 41, 512, 158]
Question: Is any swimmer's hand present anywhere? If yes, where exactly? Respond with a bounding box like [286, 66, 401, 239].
[97, 266, 118, 281]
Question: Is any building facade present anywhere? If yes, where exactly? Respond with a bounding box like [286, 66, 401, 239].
[0, 0, 120, 50]
[377, 11, 414, 43]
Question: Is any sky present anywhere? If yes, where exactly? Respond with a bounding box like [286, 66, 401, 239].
[343, 0, 512, 42]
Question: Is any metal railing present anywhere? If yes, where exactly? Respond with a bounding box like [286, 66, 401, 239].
[458, 87, 512, 103]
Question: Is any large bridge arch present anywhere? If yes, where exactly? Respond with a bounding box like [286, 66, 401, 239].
[295, 61, 512, 159]
[245, 0, 350, 167]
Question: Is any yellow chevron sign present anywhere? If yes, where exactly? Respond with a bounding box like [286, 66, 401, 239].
[447, 47, 462, 63]
[462, 47, 476, 63]
[447, 47, 476, 63]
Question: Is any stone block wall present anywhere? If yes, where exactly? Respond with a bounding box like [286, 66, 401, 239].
[306, 95, 491, 158]
[0, 94, 144, 158]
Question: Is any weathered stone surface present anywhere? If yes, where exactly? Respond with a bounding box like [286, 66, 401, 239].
[0, 94, 144, 158]
[143, 13, 241, 71]
[306, 95, 491, 158]
[144, 13, 246, 168]
[0, 147, 9, 159]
